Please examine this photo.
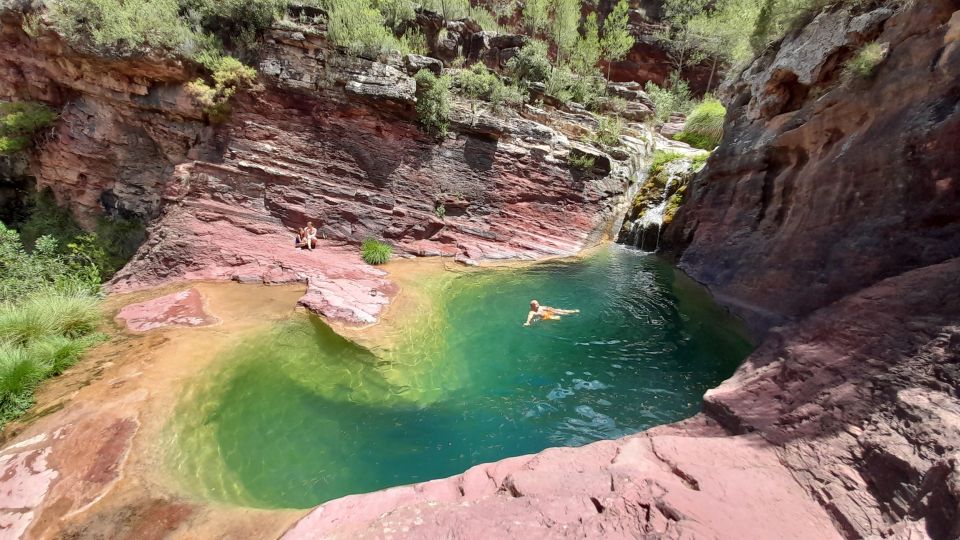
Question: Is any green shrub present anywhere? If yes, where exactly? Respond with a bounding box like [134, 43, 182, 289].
[50, 0, 194, 53]
[506, 40, 551, 86]
[14, 190, 144, 281]
[186, 56, 257, 122]
[592, 115, 623, 147]
[0, 102, 57, 155]
[454, 63, 527, 119]
[399, 28, 428, 55]
[414, 69, 452, 136]
[183, 0, 288, 55]
[567, 152, 596, 170]
[361, 238, 393, 265]
[51, 0, 285, 58]
[842, 41, 887, 83]
[675, 98, 725, 150]
[372, 0, 416, 29]
[545, 67, 605, 107]
[644, 75, 695, 124]
[0, 225, 103, 428]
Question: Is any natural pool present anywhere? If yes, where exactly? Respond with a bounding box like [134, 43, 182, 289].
[168, 246, 752, 509]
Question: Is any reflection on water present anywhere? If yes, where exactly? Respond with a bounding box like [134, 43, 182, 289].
[168, 246, 752, 509]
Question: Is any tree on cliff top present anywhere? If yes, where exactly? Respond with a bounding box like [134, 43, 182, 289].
[600, 0, 633, 79]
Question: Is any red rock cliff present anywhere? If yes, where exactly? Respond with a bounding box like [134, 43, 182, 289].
[665, 0, 960, 334]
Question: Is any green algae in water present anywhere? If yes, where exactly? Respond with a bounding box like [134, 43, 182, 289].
[169, 246, 753, 509]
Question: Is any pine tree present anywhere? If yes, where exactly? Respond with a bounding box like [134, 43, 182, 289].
[600, 0, 633, 80]
[750, 0, 775, 55]
[550, 0, 581, 65]
[571, 12, 601, 75]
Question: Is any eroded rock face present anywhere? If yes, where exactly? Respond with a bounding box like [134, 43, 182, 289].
[665, 0, 960, 334]
[0, 9, 650, 325]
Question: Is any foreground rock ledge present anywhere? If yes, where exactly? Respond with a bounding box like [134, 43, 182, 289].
[283, 257, 960, 539]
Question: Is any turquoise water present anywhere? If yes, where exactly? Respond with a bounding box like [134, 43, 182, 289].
[169, 246, 752, 509]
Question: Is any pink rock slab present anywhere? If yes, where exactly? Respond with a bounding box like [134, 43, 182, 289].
[282, 418, 841, 540]
[115, 288, 218, 332]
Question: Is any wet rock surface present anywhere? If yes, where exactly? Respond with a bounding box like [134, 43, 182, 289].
[115, 288, 218, 332]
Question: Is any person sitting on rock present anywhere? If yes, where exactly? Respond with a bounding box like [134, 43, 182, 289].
[304, 221, 318, 251]
[295, 227, 309, 249]
[524, 299, 579, 326]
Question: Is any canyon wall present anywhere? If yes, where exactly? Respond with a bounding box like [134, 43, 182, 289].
[0, 9, 654, 323]
[665, 0, 960, 334]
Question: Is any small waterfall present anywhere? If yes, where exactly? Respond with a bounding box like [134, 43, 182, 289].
[622, 159, 689, 253]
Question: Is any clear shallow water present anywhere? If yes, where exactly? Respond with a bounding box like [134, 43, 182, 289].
[169, 246, 752, 509]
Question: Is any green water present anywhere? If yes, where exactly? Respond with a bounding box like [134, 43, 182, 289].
[169, 246, 752, 509]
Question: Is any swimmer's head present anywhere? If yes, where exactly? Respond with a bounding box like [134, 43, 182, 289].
[307, 221, 314, 227]
[530, 300, 539, 310]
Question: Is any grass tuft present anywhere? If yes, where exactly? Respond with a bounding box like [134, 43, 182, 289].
[675, 99, 726, 150]
[361, 239, 393, 265]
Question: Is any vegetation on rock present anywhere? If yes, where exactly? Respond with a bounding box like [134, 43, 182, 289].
[567, 152, 596, 170]
[0, 223, 104, 428]
[0, 102, 57, 155]
[414, 69, 452, 136]
[842, 41, 887, 83]
[644, 75, 695, 124]
[592, 115, 623, 148]
[361, 238, 393, 265]
[453, 63, 526, 122]
[675, 99, 726, 150]
[186, 56, 258, 122]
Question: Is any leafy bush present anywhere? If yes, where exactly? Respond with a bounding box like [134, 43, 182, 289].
[327, 0, 404, 57]
[0, 102, 57, 155]
[0, 224, 103, 428]
[675, 98, 725, 150]
[14, 189, 143, 280]
[186, 56, 257, 122]
[361, 238, 392, 265]
[506, 40, 552, 86]
[592, 115, 623, 147]
[545, 68, 605, 107]
[454, 63, 527, 118]
[0, 225, 98, 302]
[842, 41, 887, 83]
[51, 0, 286, 58]
[567, 152, 596, 170]
[50, 0, 195, 53]
[414, 69, 452, 136]
[371, 0, 416, 29]
[183, 0, 288, 55]
[644, 75, 696, 124]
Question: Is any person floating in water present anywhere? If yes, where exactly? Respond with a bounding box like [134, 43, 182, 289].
[524, 299, 580, 326]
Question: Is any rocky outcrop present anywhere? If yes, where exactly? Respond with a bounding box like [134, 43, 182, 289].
[665, 0, 960, 334]
[281, 257, 960, 540]
[0, 9, 653, 324]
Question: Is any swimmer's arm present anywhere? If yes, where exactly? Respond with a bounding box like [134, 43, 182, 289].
[523, 311, 535, 326]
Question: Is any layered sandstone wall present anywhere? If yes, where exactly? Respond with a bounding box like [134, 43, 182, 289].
[0, 8, 656, 323]
[664, 0, 960, 334]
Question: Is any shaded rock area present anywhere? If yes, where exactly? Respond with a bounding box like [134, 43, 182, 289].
[664, 0, 960, 335]
[283, 257, 960, 540]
